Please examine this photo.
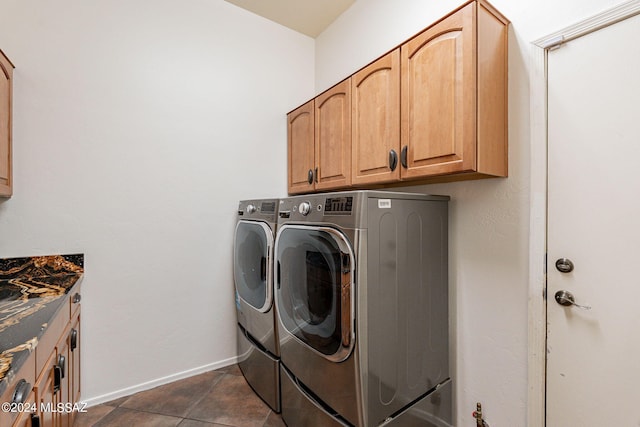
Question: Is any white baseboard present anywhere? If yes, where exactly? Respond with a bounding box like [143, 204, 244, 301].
[82, 355, 240, 408]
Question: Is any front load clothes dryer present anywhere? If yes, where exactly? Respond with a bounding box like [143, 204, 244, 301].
[234, 199, 280, 412]
[275, 191, 452, 427]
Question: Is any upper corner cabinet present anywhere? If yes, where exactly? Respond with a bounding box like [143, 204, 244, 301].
[400, 0, 509, 181]
[287, 80, 351, 195]
[0, 49, 14, 197]
[287, 100, 315, 195]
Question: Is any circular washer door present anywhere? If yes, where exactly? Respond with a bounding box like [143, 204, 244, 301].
[234, 220, 274, 312]
[275, 225, 355, 362]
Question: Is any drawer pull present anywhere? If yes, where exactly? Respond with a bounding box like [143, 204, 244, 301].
[70, 328, 78, 351]
[53, 355, 67, 393]
[73, 293, 82, 304]
[54, 365, 62, 393]
[58, 354, 66, 379]
[11, 379, 31, 404]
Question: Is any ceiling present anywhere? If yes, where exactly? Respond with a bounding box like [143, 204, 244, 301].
[224, 0, 355, 38]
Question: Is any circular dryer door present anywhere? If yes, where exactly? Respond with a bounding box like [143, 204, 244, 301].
[275, 225, 355, 362]
[234, 220, 274, 312]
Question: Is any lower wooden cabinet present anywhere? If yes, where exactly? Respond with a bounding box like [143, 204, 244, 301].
[1, 288, 81, 427]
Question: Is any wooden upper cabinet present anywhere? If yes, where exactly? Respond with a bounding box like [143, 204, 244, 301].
[401, 1, 508, 180]
[286, 0, 508, 194]
[352, 50, 400, 186]
[287, 80, 352, 195]
[315, 79, 351, 191]
[287, 100, 315, 195]
[0, 49, 14, 197]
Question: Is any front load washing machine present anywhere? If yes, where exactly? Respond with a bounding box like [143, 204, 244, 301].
[234, 198, 280, 412]
[275, 190, 452, 427]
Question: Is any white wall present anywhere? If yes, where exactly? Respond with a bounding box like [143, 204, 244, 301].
[315, 0, 622, 425]
[0, 0, 314, 403]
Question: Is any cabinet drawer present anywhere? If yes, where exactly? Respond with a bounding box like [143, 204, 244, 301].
[35, 303, 68, 375]
[69, 285, 82, 318]
[0, 351, 36, 427]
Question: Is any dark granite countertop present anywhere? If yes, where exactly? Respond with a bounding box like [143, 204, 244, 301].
[0, 254, 84, 397]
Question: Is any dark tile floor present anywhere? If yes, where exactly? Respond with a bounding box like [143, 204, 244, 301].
[73, 364, 285, 427]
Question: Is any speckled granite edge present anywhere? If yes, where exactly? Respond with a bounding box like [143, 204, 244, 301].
[0, 254, 84, 397]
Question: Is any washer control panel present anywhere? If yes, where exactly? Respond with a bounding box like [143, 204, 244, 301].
[279, 194, 355, 222]
[324, 196, 353, 215]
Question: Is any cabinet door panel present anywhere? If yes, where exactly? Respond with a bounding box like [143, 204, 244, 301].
[287, 100, 315, 194]
[12, 392, 37, 427]
[36, 353, 58, 427]
[0, 52, 12, 196]
[315, 80, 351, 190]
[352, 50, 400, 185]
[401, 3, 476, 179]
[56, 325, 71, 427]
[70, 315, 81, 405]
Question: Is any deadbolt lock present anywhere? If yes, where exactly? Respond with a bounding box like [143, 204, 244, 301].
[555, 258, 574, 273]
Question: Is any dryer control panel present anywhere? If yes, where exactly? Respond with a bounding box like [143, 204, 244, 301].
[324, 197, 353, 215]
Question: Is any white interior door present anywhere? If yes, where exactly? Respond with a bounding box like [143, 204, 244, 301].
[546, 12, 640, 426]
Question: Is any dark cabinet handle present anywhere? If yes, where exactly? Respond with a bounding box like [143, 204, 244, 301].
[54, 365, 62, 393]
[71, 328, 78, 351]
[314, 167, 318, 183]
[307, 169, 313, 185]
[53, 354, 66, 393]
[73, 293, 81, 304]
[389, 149, 398, 171]
[58, 354, 66, 380]
[400, 145, 408, 169]
[11, 379, 31, 404]
[31, 413, 41, 427]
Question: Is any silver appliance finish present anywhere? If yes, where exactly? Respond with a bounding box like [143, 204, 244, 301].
[275, 190, 452, 427]
[234, 198, 281, 412]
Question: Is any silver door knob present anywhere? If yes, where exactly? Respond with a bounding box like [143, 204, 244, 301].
[554, 290, 591, 310]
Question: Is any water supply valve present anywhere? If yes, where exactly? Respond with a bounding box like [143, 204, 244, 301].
[473, 402, 490, 427]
